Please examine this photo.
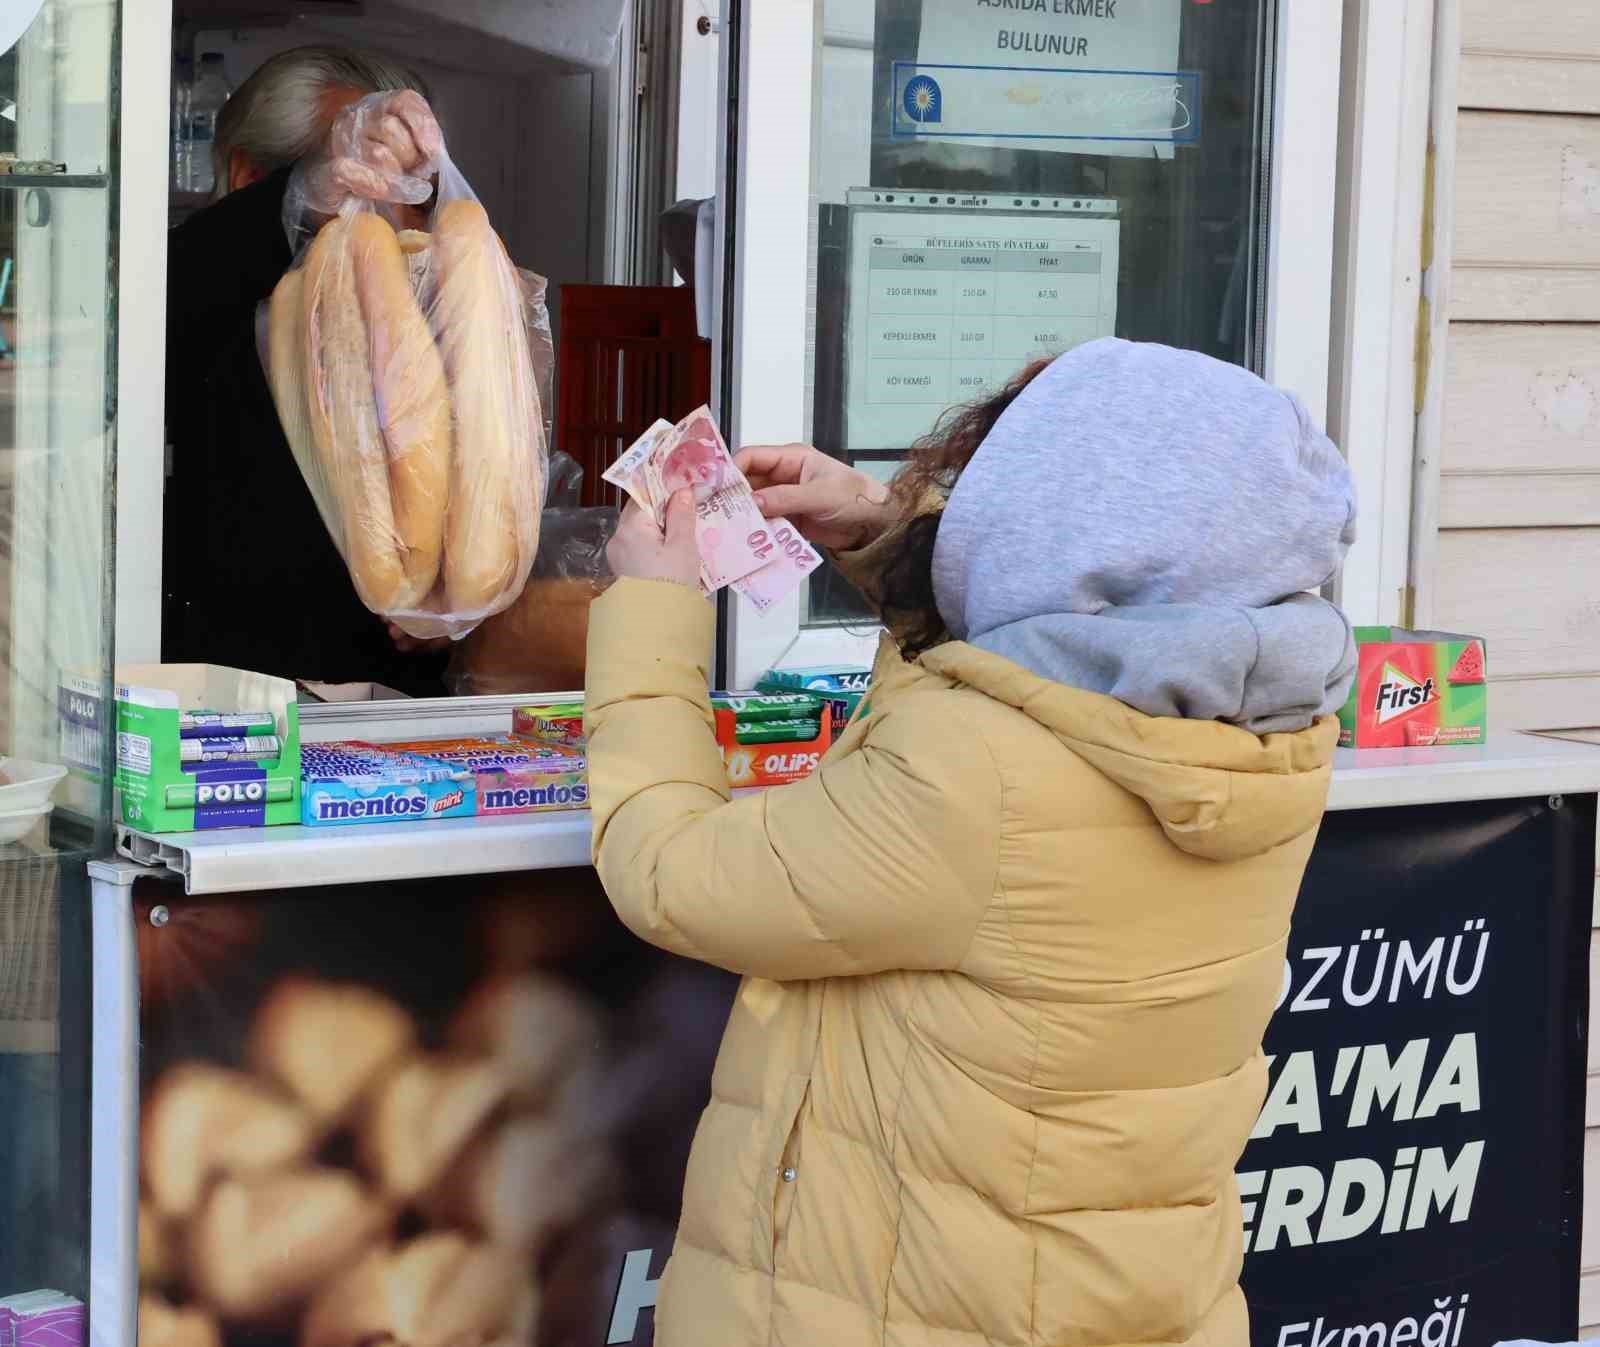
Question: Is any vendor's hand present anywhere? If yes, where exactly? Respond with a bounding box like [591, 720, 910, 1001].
[291, 90, 444, 223]
[387, 622, 450, 655]
[735, 444, 895, 553]
[606, 491, 703, 590]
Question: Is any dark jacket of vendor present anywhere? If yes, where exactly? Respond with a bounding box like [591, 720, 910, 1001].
[162, 46, 446, 696]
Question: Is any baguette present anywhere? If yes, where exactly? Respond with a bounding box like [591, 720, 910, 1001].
[349, 213, 451, 608]
[432, 198, 544, 615]
[265, 269, 338, 542]
[301, 216, 407, 612]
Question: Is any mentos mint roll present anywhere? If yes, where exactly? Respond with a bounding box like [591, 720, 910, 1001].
[179, 735, 282, 763]
[179, 711, 276, 739]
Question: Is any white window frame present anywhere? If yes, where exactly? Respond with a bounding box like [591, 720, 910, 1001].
[1327, 0, 1438, 629]
[114, 0, 171, 663]
[721, 0, 1398, 688]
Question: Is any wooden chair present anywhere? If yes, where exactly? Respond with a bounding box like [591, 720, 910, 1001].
[555, 285, 711, 507]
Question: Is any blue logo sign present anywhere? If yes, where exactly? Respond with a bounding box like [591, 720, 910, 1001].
[902, 74, 942, 125]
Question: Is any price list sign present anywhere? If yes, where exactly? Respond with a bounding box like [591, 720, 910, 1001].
[845, 209, 1120, 450]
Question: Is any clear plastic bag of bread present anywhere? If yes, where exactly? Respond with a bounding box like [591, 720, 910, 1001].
[259, 91, 547, 641]
[447, 505, 618, 696]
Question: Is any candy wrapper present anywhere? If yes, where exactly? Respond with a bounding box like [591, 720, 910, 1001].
[258, 94, 548, 642]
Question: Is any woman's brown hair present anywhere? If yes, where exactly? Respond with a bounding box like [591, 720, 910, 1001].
[876, 358, 1053, 658]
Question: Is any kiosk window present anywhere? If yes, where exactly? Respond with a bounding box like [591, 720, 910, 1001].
[804, 0, 1274, 626]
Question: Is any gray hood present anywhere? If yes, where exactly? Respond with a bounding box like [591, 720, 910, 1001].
[931, 339, 1358, 735]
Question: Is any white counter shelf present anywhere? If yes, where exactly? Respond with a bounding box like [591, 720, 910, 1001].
[109, 731, 1600, 897]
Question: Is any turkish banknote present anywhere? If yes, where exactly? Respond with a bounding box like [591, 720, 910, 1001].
[603, 407, 822, 608]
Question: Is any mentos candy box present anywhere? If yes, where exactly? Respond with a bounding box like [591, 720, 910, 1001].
[756, 665, 871, 738]
[713, 698, 833, 788]
[384, 737, 589, 815]
[1338, 627, 1488, 749]
[301, 742, 473, 826]
[511, 702, 587, 750]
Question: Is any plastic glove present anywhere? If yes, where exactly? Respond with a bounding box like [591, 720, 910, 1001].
[285, 90, 444, 240]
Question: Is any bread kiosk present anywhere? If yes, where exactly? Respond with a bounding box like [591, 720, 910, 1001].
[1, 2, 1597, 1346]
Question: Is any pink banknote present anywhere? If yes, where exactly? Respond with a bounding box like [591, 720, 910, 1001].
[603, 405, 822, 608]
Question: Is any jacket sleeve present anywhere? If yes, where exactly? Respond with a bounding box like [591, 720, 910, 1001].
[584, 578, 1000, 982]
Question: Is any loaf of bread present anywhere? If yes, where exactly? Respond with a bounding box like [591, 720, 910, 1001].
[432, 198, 544, 615]
[300, 217, 408, 613]
[139, 1199, 176, 1288]
[248, 976, 415, 1127]
[358, 1053, 511, 1200]
[300, 1233, 536, 1347]
[139, 1295, 222, 1347]
[349, 213, 451, 608]
[142, 1064, 315, 1220]
[264, 184, 548, 634]
[265, 269, 332, 541]
[420, 1113, 614, 1257]
[449, 975, 601, 1111]
[187, 1168, 390, 1323]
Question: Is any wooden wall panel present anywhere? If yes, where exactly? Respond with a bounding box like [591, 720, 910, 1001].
[1489, 677, 1600, 732]
[1453, 267, 1600, 321]
[1440, 475, 1600, 528]
[1461, 0, 1600, 114]
[1453, 112, 1600, 322]
[1435, 528, 1600, 679]
[1442, 324, 1600, 474]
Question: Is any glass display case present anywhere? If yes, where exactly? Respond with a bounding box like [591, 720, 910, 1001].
[0, 0, 118, 1318]
[721, 0, 1341, 686]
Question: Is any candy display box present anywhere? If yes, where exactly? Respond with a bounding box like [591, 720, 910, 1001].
[1338, 627, 1488, 749]
[756, 665, 872, 738]
[712, 693, 834, 788]
[114, 665, 302, 832]
[511, 702, 587, 750]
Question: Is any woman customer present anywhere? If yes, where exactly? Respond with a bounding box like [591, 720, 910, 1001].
[587, 337, 1358, 1347]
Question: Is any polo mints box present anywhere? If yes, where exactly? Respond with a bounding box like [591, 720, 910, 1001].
[114, 665, 301, 832]
[1338, 627, 1488, 749]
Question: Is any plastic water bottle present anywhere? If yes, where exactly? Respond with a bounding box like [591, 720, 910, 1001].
[186, 52, 231, 196]
[171, 53, 192, 191]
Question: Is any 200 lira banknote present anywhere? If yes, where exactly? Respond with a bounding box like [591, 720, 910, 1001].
[603, 407, 822, 607]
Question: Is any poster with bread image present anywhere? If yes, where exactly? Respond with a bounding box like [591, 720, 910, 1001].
[259, 98, 548, 642]
[134, 869, 737, 1347]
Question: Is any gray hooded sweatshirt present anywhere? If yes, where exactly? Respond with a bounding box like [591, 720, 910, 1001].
[931, 338, 1358, 735]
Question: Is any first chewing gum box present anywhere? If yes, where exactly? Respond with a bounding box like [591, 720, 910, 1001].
[1339, 627, 1488, 749]
[113, 665, 302, 832]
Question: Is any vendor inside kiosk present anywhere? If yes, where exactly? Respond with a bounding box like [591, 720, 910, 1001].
[151, 0, 1283, 702]
[159, 0, 679, 699]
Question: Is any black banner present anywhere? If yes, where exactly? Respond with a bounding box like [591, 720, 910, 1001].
[1241, 793, 1596, 1347]
[130, 793, 1595, 1347]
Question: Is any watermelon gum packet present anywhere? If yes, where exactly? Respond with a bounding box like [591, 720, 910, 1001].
[1337, 627, 1487, 749]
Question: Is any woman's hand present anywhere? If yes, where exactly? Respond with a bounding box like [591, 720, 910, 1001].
[291, 90, 444, 228]
[735, 445, 895, 553]
[606, 491, 703, 590]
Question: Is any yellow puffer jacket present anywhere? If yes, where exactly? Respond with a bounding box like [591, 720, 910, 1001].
[586, 578, 1338, 1347]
